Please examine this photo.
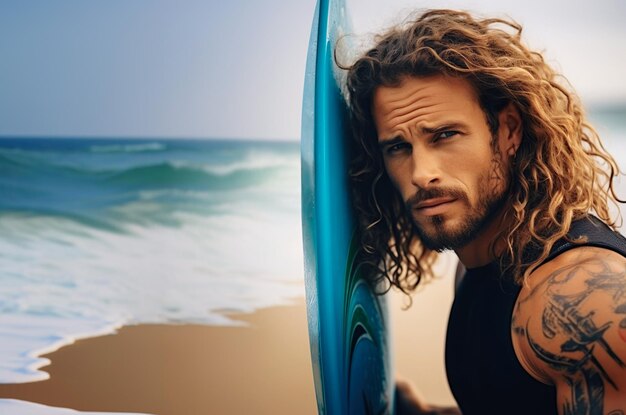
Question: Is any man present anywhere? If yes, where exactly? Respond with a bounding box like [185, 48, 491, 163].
[344, 9, 626, 415]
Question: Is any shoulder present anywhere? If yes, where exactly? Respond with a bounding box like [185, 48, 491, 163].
[512, 246, 626, 414]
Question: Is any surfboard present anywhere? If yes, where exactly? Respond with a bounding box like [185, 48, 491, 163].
[301, 0, 395, 413]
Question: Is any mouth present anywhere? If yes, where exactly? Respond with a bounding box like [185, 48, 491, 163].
[414, 198, 457, 216]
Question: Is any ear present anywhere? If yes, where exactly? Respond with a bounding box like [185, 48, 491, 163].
[497, 102, 522, 156]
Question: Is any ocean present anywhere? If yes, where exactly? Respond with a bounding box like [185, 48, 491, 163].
[0, 108, 625, 414]
[0, 138, 303, 413]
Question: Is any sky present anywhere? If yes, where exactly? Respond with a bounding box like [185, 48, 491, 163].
[0, 0, 624, 140]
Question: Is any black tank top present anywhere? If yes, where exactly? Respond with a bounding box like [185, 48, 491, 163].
[444, 216, 626, 414]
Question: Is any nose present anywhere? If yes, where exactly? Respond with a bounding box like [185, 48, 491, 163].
[410, 149, 440, 189]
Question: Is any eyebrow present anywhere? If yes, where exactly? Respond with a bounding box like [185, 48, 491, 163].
[420, 122, 465, 135]
[377, 121, 467, 145]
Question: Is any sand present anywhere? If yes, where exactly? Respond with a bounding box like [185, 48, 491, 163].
[0, 302, 318, 415]
[0, 255, 458, 414]
[388, 252, 458, 407]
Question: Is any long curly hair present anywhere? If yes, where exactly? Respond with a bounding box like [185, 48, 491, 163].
[344, 9, 623, 293]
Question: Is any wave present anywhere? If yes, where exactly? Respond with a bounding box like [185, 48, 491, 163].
[197, 156, 299, 176]
[89, 142, 167, 153]
[0, 160, 287, 223]
[104, 161, 283, 191]
[0, 139, 300, 231]
[0, 148, 290, 188]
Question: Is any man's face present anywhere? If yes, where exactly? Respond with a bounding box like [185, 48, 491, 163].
[372, 75, 518, 251]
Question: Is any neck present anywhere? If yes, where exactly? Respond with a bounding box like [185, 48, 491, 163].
[455, 209, 507, 269]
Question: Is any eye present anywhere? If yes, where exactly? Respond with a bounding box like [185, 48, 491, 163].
[385, 142, 411, 156]
[433, 130, 459, 142]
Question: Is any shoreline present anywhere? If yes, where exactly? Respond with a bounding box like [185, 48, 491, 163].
[0, 301, 317, 415]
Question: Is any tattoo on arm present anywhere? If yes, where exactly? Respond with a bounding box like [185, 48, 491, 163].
[521, 255, 626, 415]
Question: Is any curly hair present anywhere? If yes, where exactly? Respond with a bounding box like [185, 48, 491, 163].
[344, 9, 623, 293]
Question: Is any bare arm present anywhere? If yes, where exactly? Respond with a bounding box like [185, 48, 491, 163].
[513, 247, 626, 415]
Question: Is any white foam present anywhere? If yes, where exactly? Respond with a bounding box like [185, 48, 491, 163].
[0, 313, 122, 383]
[168, 150, 300, 176]
[0, 399, 150, 415]
[0, 184, 304, 384]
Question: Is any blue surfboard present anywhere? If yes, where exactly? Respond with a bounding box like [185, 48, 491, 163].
[301, 0, 395, 413]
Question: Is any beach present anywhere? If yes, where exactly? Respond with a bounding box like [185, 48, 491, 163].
[0, 254, 458, 414]
[0, 301, 318, 415]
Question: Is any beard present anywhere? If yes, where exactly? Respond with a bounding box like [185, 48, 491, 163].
[406, 170, 508, 252]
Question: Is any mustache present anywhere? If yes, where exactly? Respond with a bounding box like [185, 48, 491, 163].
[405, 187, 468, 209]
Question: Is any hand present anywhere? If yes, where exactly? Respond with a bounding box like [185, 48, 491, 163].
[395, 377, 461, 415]
[395, 377, 431, 414]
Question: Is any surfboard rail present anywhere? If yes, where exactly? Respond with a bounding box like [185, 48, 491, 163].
[301, 0, 395, 413]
